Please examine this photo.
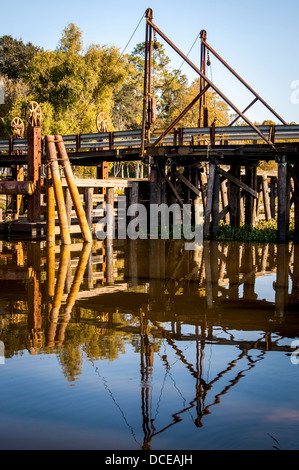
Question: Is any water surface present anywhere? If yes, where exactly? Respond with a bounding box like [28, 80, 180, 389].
[0, 239, 298, 450]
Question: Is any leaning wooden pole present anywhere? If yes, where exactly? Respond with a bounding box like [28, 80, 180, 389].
[46, 135, 71, 246]
[55, 135, 92, 244]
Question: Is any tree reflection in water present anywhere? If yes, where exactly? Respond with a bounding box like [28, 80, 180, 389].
[0, 238, 298, 448]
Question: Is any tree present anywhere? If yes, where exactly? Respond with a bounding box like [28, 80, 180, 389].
[0, 35, 40, 80]
[112, 41, 188, 130]
[57, 23, 83, 55]
[21, 26, 129, 135]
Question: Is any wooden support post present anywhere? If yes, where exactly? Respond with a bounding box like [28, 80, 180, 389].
[270, 176, 276, 219]
[277, 157, 290, 243]
[292, 166, 299, 241]
[211, 166, 220, 239]
[203, 160, 216, 238]
[46, 164, 55, 244]
[97, 162, 109, 195]
[228, 164, 241, 228]
[244, 165, 257, 227]
[27, 126, 42, 221]
[220, 179, 229, 224]
[149, 157, 160, 206]
[84, 187, 94, 231]
[64, 187, 72, 228]
[55, 135, 92, 244]
[106, 186, 115, 240]
[262, 174, 271, 220]
[46, 136, 71, 246]
[255, 176, 262, 223]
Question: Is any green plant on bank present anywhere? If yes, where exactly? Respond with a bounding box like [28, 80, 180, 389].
[139, 219, 296, 243]
[218, 219, 296, 243]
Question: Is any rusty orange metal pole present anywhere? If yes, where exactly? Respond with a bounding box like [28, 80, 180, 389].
[46, 136, 71, 246]
[55, 135, 92, 244]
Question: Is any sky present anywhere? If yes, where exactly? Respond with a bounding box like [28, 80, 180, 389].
[0, 0, 298, 124]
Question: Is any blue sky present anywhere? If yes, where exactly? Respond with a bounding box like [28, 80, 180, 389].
[1, 0, 298, 124]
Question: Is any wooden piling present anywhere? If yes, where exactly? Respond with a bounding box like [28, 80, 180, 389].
[211, 166, 220, 239]
[277, 157, 290, 243]
[46, 135, 71, 246]
[244, 165, 257, 227]
[46, 164, 55, 244]
[84, 187, 94, 231]
[228, 164, 241, 227]
[262, 174, 271, 221]
[55, 135, 92, 244]
[203, 160, 216, 238]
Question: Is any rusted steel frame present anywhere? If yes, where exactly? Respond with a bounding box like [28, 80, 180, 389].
[0, 180, 34, 195]
[141, 8, 153, 157]
[199, 30, 208, 127]
[148, 18, 277, 150]
[27, 126, 42, 221]
[202, 39, 287, 126]
[55, 135, 92, 243]
[228, 97, 259, 126]
[152, 84, 210, 147]
[46, 135, 71, 246]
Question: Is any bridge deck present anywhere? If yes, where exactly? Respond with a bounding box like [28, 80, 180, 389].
[1, 124, 299, 166]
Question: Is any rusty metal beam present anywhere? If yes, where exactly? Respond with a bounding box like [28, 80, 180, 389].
[141, 8, 154, 157]
[147, 18, 277, 150]
[228, 97, 259, 126]
[202, 39, 287, 126]
[0, 180, 34, 195]
[152, 85, 210, 147]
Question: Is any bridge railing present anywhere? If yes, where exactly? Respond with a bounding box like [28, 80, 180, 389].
[1, 124, 299, 154]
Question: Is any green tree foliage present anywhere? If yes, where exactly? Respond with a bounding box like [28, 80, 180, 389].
[0, 35, 40, 80]
[0, 24, 233, 139]
[21, 24, 128, 135]
[112, 41, 189, 130]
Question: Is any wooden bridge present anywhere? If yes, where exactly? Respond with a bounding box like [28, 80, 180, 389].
[0, 8, 298, 242]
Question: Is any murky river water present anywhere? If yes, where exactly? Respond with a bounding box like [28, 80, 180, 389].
[0, 238, 298, 450]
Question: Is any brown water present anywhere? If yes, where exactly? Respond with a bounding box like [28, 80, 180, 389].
[0, 238, 298, 450]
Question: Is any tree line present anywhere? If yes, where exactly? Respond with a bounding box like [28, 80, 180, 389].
[0, 23, 231, 138]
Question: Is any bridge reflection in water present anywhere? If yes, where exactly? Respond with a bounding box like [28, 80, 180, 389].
[0, 238, 298, 449]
